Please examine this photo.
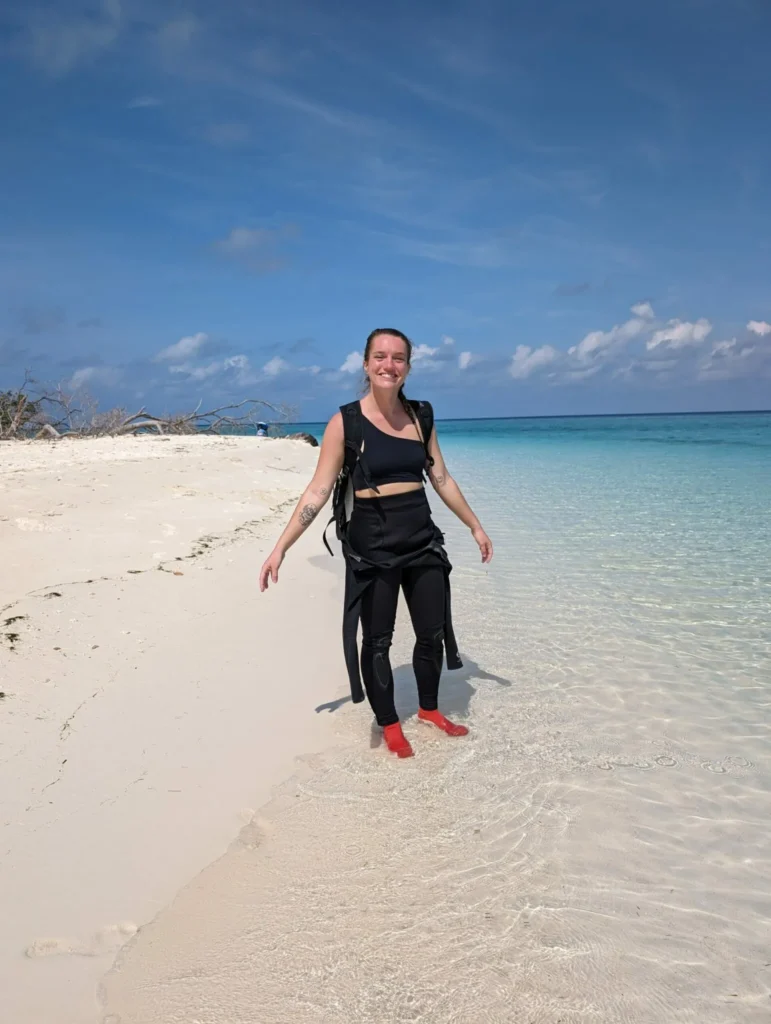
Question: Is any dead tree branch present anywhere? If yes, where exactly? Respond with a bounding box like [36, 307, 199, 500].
[0, 373, 296, 440]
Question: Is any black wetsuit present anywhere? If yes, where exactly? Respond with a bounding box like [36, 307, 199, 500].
[341, 409, 462, 726]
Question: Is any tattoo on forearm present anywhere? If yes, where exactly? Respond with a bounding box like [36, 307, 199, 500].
[319, 487, 329, 497]
[299, 503, 319, 527]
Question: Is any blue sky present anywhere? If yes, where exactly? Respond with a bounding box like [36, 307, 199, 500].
[1, 0, 770, 421]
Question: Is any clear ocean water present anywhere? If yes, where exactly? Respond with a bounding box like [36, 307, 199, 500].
[110, 412, 771, 1022]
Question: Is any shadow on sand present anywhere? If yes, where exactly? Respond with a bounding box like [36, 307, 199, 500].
[314, 655, 512, 751]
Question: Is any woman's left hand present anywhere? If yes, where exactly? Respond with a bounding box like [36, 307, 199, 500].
[472, 526, 493, 563]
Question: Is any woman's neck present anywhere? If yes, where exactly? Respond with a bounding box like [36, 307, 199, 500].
[365, 388, 401, 420]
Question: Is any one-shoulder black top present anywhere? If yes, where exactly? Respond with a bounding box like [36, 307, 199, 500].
[351, 415, 426, 491]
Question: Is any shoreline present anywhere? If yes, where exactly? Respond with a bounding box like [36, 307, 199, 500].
[0, 435, 350, 1024]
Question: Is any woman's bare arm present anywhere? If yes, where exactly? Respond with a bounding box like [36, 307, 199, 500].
[272, 413, 344, 555]
[427, 429, 480, 529]
[427, 428, 493, 562]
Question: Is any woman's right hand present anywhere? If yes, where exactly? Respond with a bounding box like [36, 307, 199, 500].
[259, 548, 285, 592]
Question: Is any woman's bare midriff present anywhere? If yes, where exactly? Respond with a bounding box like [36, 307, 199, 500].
[354, 481, 424, 500]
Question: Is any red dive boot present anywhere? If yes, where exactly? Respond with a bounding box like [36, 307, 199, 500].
[383, 722, 414, 758]
[417, 709, 469, 737]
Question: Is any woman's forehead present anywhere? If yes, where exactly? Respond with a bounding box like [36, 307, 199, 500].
[369, 335, 408, 355]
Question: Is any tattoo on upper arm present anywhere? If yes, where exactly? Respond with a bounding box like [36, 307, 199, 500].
[319, 486, 329, 497]
[431, 470, 447, 487]
[299, 503, 319, 527]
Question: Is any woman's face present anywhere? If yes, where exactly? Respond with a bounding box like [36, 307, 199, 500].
[365, 334, 411, 392]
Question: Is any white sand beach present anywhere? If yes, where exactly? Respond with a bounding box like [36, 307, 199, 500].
[4, 429, 770, 1024]
[0, 434, 348, 1024]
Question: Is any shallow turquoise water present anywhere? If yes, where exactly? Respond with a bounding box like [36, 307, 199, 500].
[119, 412, 771, 1022]
[278, 412, 771, 1020]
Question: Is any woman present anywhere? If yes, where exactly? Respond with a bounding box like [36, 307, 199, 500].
[259, 328, 493, 758]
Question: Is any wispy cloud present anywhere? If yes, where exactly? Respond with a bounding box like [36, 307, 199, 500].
[214, 225, 296, 273]
[155, 332, 210, 363]
[390, 234, 511, 268]
[19, 0, 121, 77]
[127, 95, 162, 110]
[698, 338, 758, 380]
[68, 364, 121, 390]
[154, 15, 200, 55]
[203, 122, 251, 146]
[458, 351, 473, 370]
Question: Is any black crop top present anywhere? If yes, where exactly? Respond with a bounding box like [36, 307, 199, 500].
[351, 415, 426, 491]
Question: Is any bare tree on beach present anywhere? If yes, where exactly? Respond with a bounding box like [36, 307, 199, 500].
[0, 373, 299, 441]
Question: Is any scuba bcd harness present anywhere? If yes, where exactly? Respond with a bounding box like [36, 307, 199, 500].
[322, 399, 435, 556]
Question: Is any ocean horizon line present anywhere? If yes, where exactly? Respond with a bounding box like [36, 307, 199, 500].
[286, 408, 771, 426]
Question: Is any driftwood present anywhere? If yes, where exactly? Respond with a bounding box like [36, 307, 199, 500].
[283, 431, 319, 447]
[0, 374, 295, 441]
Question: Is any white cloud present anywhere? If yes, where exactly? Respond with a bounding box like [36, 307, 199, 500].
[571, 322, 640, 361]
[340, 351, 362, 374]
[155, 332, 209, 362]
[569, 306, 648, 363]
[411, 343, 438, 362]
[748, 320, 771, 337]
[22, 0, 121, 77]
[646, 317, 712, 351]
[510, 344, 558, 379]
[168, 353, 253, 384]
[442, 335, 456, 346]
[225, 355, 250, 371]
[169, 361, 221, 382]
[458, 351, 473, 370]
[263, 356, 288, 377]
[68, 365, 121, 390]
[631, 301, 655, 319]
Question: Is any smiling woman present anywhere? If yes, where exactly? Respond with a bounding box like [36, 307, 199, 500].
[259, 328, 493, 759]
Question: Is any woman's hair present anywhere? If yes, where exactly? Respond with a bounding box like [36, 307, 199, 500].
[362, 327, 416, 425]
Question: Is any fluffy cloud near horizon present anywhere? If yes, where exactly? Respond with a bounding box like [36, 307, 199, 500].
[569, 305, 651, 364]
[510, 344, 558, 379]
[646, 317, 712, 351]
[52, 305, 771, 413]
